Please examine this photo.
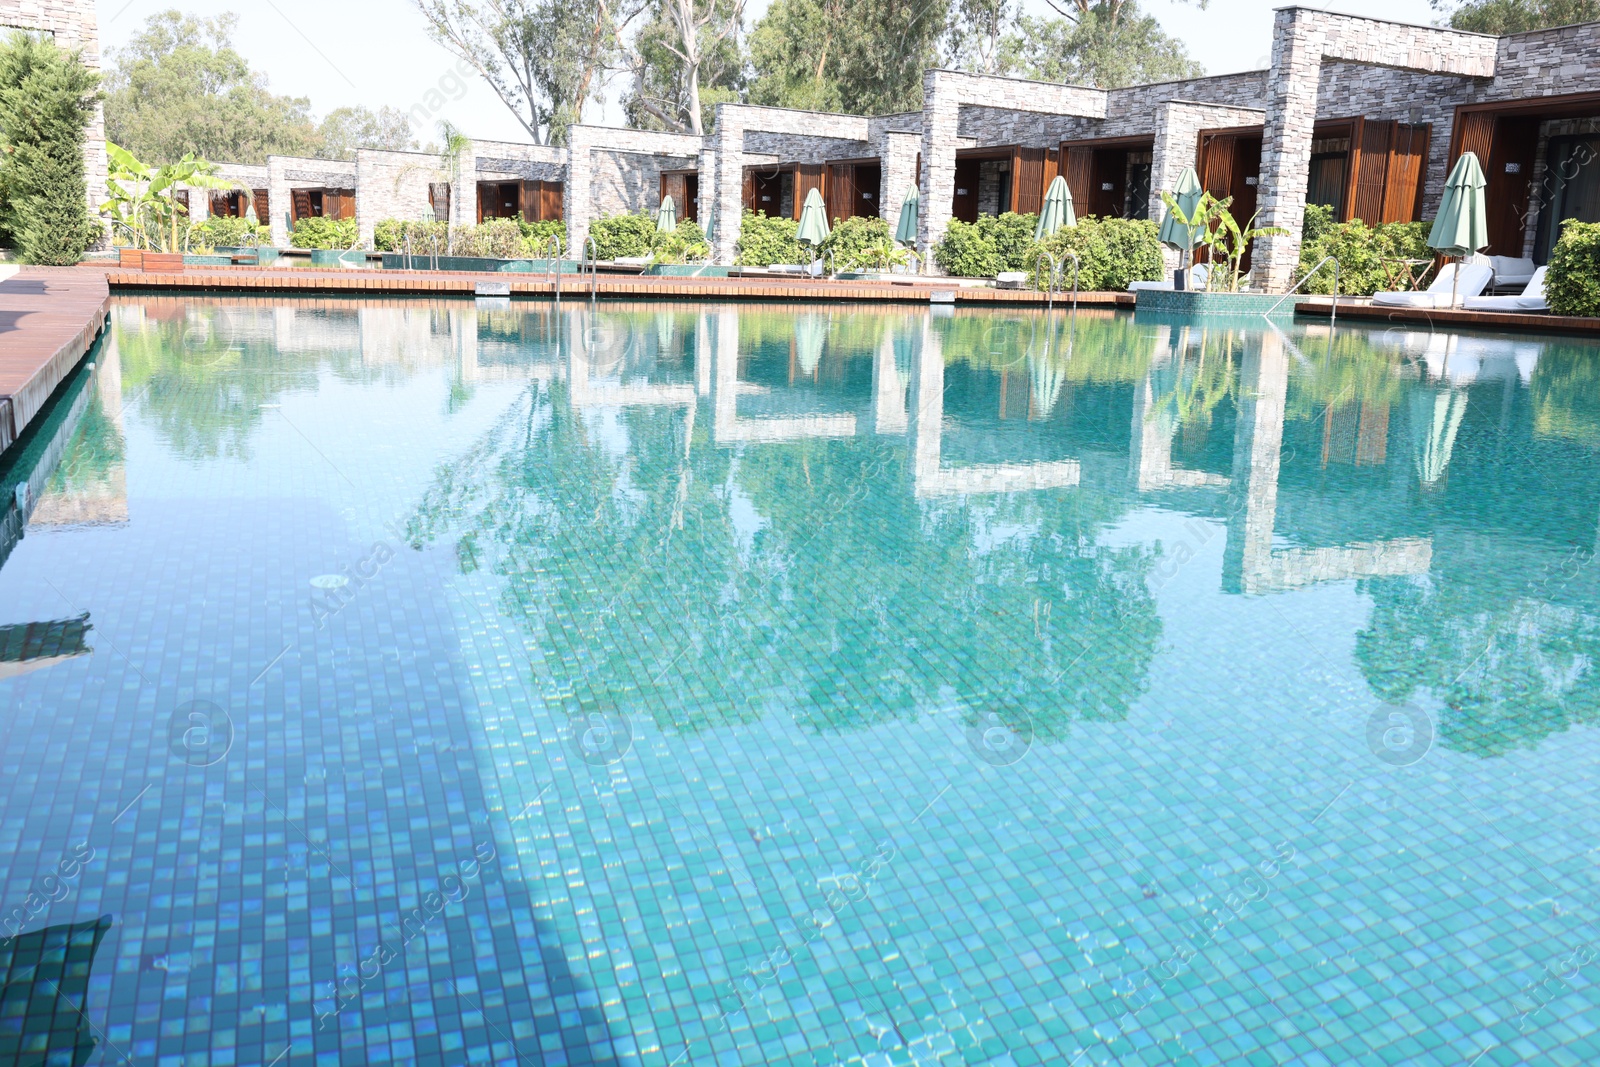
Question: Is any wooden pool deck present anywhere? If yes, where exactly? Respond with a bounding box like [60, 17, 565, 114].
[103, 265, 1137, 307]
[1294, 298, 1600, 337]
[0, 268, 109, 455]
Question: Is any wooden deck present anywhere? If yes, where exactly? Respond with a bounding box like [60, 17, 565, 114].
[1295, 298, 1600, 337]
[104, 265, 1136, 307]
[0, 268, 110, 455]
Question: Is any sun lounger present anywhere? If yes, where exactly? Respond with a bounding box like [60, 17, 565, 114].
[1129, 263, 1209, 292]
[1463, 267, 1548, 312]
[1488, 255, 1537, 292]
[1372, 262, 1494, 308]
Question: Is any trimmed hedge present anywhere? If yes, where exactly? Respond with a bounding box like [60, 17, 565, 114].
[1031, 216, 1164, 292]
[1294, 205, 1430, 296]
[587, 212, 657, 259]
[1546, 219, 1600, 317]
[933, 212, 1039, 277]
[290, 216, 358, 249]
[520, 218, 565, 256]
[736, 210, 804, 266]
[192, 215, 268, 249]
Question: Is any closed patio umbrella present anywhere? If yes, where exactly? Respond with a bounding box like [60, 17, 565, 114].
[1412, 387, 1469, 488]
[657, 194, 677, 233]
[797, 188, 830, 248]
[1034, 176, 1076, 240]
[1428, 151, 1489, 307]
[895, 188, 919, 246]
[1158, 167, 1205, 269]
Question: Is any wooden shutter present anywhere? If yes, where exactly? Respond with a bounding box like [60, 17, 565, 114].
[210, 192, 231, 218]
[427, 183, 450, 222]
[1485, 116, 1539, 255]
[1349, 119, 1393, 225]
[1199, 135, 1235, 199]
[1062, 147, 1094, 211]
[1010, 146, 1048, 216]
[794, 163, 824, 220]
[253, 189, 270, 224]
[742, 168, 756, 212]
[683, 174, 699, 222]
[291, 190, 312, 223]
[542, 180, 563, 222]
[338, 189, 357, 219]
[1381, 123, 1430, 223]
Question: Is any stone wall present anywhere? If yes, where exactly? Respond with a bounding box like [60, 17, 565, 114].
[4, 0, 106, 243]
[459, 139, 565, 229]
[356, 149, 447, 247]
[1152, 102, 1266, 271]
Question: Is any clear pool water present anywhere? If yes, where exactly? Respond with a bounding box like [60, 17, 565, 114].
[2, 297, 1598, 1067]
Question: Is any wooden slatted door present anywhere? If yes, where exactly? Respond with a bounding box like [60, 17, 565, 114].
[1198, 135, 1236, 200]
[742, 168, 757, 213]
[292, 190, 313, 224]
[1485, 117, 1539, 255]
[794, 163, 825, 220]
[1381, 124, 1430, 223]
[540, 180, 564, 222]
[427, 183, 450, 222]
[826, 163, 855, 223]
[682, 175, 698, 222]
[1010, 147, 1049, 216]
[1089, 150, 1127, 218]
[1348, 118, 1393, 225]
[1454, 111, 1496, 168]
[1061, 147, 1094, 214]
[253, 189, 270, 224]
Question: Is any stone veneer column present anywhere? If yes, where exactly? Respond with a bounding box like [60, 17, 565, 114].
[451, 143, 478, 232]
[1150, 104, 1199, 276]
[1252, 9, 1324, 293]
[267, 157, 291, 247]
[879, 131, 920, 228]
[563, 131, 593, 259]
[696, 143, 720, 261]
[918, 71, 959, 273]
[708, 110, 745, 266]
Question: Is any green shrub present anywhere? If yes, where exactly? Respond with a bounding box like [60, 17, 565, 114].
[1031, 216, 1164, 292]
[450, 218, 521, 259]
[191, 214, 268, 249]
[0, 32, 101, 264]
[290, 216, 358, 249]
[373, 218, 448, 253]
[822, 215, 906, 271]
[736, 210, 804, 266]
[653, 219, 709, 264]
[519, 218, 565, 257]
[1294, 215, 1429, 295]
[587, 212, 657, 259]
[932, 212, 1039, 277]
[1546, 219, 1600, 317]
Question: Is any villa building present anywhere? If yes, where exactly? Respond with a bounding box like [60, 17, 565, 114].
[149, 7, 1600, 289]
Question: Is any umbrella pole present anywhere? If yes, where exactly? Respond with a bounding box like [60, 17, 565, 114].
[1450, 256, 1459, 309]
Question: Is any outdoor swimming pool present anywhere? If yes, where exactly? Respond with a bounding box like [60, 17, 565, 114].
[1, 297, 1598, 1067]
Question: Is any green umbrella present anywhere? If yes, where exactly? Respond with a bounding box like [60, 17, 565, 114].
[1034, 176, 1075, 240]
[656, 194, 677, 233]
[1157, 167, 1205, 253]
[796, 187, 830, 247]
[894, 188, 919, 246]
[1428, 152, 1489, 306]
[795, 314, 827, 376]
[1428, 152, 1488, 258]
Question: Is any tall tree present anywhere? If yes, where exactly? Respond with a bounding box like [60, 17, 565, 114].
[103, 11, 321, 164]
[1000, 2, 1201, 88]
[317, 106, 421, 159]
[0, 32, 100, 264]
[413, 0, 611, 145]
[944, 0, 1017, 75]
[620, 0, 745, 135]
[1433, 0, 1599, 32]
[748, 0, 949, 114]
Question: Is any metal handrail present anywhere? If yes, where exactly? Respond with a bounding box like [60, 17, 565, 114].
[542, 235, 563, 302]
[1032, 250, 1060, 309]
[583, 236, 600, 301]
[1059, 249, 1080, 316]
[1266, 255, 1340, 323]
[821, 249, 836, 280]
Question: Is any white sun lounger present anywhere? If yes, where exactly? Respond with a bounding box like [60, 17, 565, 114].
[1129, 262, 1209, 292]
[1463, 266, 1548, 312]
[1372, 262, 1494, 308]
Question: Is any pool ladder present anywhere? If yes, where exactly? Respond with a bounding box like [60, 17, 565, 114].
[582, 236, 600, 301]
[1033, 250, 1080, 316]
[1266, 255, 1340, 324]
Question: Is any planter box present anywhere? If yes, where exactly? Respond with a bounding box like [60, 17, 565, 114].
[646, 264, 730, 278]
[117, 248, 144, 269]
[142, 252, 184, 273]
[183, 254, 234, 267]
[1133, 288, 1297, 318]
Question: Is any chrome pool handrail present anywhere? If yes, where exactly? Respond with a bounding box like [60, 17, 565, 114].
[1266, 255, 1340, 324]
[583, 236, 600, 301]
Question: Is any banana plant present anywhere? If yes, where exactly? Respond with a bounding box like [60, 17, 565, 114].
[102, 142, 245, 253]
[1158, 189, 1287, 292]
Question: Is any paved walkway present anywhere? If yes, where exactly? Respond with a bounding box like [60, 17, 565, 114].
[0, 268, 109, 455]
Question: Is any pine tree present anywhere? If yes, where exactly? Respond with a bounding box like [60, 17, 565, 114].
[0, 33, 101, 265]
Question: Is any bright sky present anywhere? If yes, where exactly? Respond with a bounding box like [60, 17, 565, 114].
[95, 0, 1441, 145]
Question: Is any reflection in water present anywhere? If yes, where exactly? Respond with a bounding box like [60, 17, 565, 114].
[0, 915, 112, 1067]
[7, 298, 1600, 1067]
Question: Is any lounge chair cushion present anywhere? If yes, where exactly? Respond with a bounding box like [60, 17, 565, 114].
[1464, 266, 1548, 312]
[1128, 263, 1209, 292]
[1373, 262, 1494, 307]
[1488, 255, 1537, 288]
